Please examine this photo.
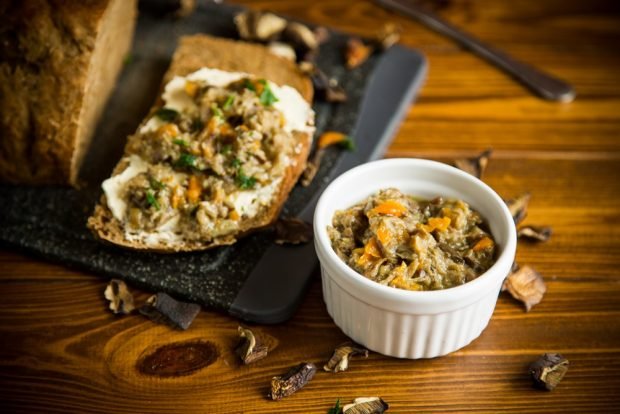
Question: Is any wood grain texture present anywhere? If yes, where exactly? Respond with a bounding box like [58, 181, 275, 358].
[1, 0, 620, 412]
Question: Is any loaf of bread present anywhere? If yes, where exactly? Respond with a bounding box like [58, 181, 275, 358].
[0, 0, 137, 185]
[88, 35, 314, 252]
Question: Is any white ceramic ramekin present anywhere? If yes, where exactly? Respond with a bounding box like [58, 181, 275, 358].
[314, 158, 517, 359]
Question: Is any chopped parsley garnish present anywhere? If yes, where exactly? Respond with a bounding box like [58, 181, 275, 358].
[175, 152, 197, 169]
[231, 157, 242, 169]
[327, 399, 341, 414]
[173, 138, 188, 147]
[221, 144, 233, 155]
[258, 80, 278, 106]
[338, 136, 355, 151]
[244, 79, 256, 92]
[149, 178, 165, 191]
[223, 95, 235, 110]
[211, 104, 223, 119]
[231, 157, 256, 189]
[154, 107, 179, 122]
[146, 190, 160, 210]
[235, 172, 257, 190]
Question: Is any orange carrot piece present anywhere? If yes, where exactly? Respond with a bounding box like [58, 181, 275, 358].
[370, 200, 408, 217]
[473, 236, 494, 251]
[186, 176, 202, 203]
[357, 237, 382, 266]
[229, 210, 240, 221]
[318, 131, 348, 149]
[376, 224, 391, 247]
[429, 217, 451, 232]
[156, 123, 179, 138]
[184, 81, 199, 97]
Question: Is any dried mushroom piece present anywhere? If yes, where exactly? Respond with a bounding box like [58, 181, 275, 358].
[518, 225, 553, 242]
[236, 326, 269, 364]
[502, 265, 546, 312]
[454, 149, 493, 179]
[324, 342, 369, 373]
[139, 293, 201, 330]
[284, 22, 319, 54]
[275, 218, 313, 245]
[505, 192, 531, 225]
[529, 353, 569, 391]
[268, 362, 317, 400]
[305, 66, 347, 103]
[104, 279, 135, 315]
[342, 397, 389, 414]
[234, 10, 288, 42]
[175, 0, 196, 18]
[346, 37, 372, 69]
[375, 22, 402, 50]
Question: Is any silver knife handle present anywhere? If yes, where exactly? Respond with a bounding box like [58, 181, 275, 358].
[378, 0, 576, 102]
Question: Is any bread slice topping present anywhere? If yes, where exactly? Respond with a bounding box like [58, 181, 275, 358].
[100, 66, 314, 247]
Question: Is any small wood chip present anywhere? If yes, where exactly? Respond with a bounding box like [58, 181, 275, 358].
[274, 218, 313, 245]
[505, 192, 531, 225]
[139, 293, 201, 330]
[453, 149, 493, 179]
[268, 362, 317, 400]
[104, 279, 135, 315]
[324, 342, 369, 373]
[236, 326, 269, 364]
[343, 397, 389, 414]
[529, 353, 569, 391]
[502, 265, 546, 312]
[518, 225, 553, 242]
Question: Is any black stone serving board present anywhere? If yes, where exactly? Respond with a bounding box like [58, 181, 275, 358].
[0, 2, 427, 323]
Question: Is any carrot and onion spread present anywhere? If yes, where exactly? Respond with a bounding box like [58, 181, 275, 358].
[328, 188, 497, 291]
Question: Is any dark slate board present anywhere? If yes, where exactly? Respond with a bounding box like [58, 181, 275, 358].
[0, 2, 427, 323]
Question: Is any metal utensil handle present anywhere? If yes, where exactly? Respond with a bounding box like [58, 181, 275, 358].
[377, 0, 576, 102]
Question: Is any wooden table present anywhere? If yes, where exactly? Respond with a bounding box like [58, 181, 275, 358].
[2, 0, 619, 412]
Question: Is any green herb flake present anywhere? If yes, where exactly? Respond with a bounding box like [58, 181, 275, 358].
[123, 54, 133, 66]
[146, 190, 160, 210]
[154, 107, 179, 122]
[244, 79, 256, 92]
[173, 139, 188, 147]
[327, 399, 341, 414]
[221, 144, 233, 155]
[211, 104, 223, 119]
[231, 158, 242, 169]
[338, 136, 355, 151]
[149, 178, 165, 191]
[259, 81, 279, 106]
[236, 171, 257, 190]
[223, 95, 235, 110]
[175, 153, 197, 169]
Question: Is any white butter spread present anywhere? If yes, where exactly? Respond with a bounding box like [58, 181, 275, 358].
[228, 179, 282, 217]
[147, 67, 314, 134]
[104, 66, 314, 247]
[102, 155, 149, 221]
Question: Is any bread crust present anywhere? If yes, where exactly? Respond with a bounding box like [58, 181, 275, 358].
[88, 35, 313, 252]
[0, 0, 137, 185]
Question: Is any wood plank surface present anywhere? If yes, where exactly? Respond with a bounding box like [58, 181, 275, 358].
[1, 0, 620, 412]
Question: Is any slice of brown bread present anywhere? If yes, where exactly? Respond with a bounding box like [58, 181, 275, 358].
[88, 34, 314, 252]
[0, 0, 137, 185]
